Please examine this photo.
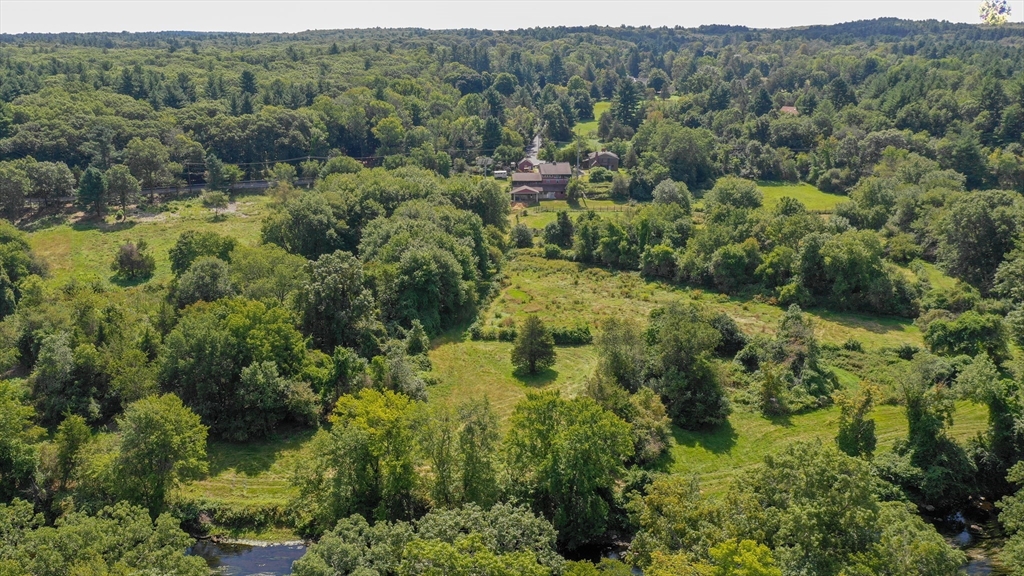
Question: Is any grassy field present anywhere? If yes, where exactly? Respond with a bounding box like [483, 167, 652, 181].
[693, 181, 845, 213]
[26, 193, 271, 286]
[477, 254, 924, 350]
[757, 181, 848, 212]
[512, 198, 633, 230]
[426, 253, 988, 494]
[176, 427, 314, 540]
[573, 100, 611, 142]
[669, 400, 989, 494]
[428, 337, 598, 422]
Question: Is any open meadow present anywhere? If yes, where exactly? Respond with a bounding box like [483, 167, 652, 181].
[26, 194, 271, 286]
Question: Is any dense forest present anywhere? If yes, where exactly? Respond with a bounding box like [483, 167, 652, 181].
[1, 17, 1023, 576]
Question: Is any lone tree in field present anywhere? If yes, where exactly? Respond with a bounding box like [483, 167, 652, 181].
[111, 239, 156, 280]
[201, 191, 229, 216]
[511, 315, 556, 374]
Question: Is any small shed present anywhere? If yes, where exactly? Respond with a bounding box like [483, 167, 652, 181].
[517, 158, 539, 172]
[780, 106, 799, 116]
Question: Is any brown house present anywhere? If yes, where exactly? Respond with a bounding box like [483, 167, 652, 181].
[780, 106, 799, 116]
[583, 151, 619, 170]
[538, 162, 572, 198]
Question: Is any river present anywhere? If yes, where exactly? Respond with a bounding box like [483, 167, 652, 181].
[188, 540, 307, 575]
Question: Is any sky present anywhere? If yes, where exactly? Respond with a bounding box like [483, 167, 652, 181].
[0, 0, 1021, 34]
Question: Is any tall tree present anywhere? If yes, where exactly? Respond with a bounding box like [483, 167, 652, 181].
[105, 165, 140, 214]
[611, 79, 643, 129]
[26, 161, 75, 207]
[114, 394, 208, 516]
[123, 137, 174, 190]
[76, 166, 106, 217]
[298, 250, 376, 353]
[511, 315, 556, 374]
[504, 391, 632, 550]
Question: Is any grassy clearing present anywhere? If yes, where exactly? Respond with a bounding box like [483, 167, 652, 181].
[177, 428, 314, 540]
[573, 101, 611, 141]
[756, 181, 847, 212]
[26, 193, 271, 286]
[482, 254, 923, 350]
[429, 253, 989, 492]
[917, 260, 958, 290]
[669, 401, 989, 494]
[428, 338, 598, 423]
[512, 198, 633, 231]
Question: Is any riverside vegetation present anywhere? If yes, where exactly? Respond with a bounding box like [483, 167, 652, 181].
[1, 17, 1024, 576]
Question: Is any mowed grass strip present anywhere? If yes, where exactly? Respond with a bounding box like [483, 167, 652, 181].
[181, 427, 315, 506]
[27, 193, 270, 286]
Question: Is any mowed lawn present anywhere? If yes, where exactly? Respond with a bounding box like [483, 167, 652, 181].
[757, 181, 847, 212]
[512, 198, 633, 231]
[26, 193, 271, 286]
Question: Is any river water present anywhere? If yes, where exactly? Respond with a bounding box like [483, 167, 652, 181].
[188, 540, 307, 575]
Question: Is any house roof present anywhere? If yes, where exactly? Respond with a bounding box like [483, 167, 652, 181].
[780, 106, 799, 115]
[538, 162, 572, 176]
[518, 158, 539, 166]
[511, 186, 540, 195]
[587, 151, 618, 160]
[512, 172, 542, 183]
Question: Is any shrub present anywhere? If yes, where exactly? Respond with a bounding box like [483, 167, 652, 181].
[894, 343, 922, 360]
[589, 166, 613, 183]
[511, 223, 533, 249]
[543, 243, 563, 259]
[200, 191, 229, 215]
[710, 312, 746, 357]
[842, 338, 864, 352]
[924, 311, 1010, 363]
[551, 324, 593, 345]
[610, 173, 630, 200]
[110, 239, 155, 280]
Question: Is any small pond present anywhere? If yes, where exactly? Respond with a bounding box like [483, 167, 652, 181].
[189, 540, 307, 575]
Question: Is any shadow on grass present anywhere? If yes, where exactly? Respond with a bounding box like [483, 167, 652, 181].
[513, 366, 558, 387]
[72, 219, 137, 233]
[19, 213, 70, 232]
[766, 412, 795, 428]
[810, 308, 912, 335]
[109, 273, 154, 288]
[671, 419, 739, 455]
[206, 427, 317, 478]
